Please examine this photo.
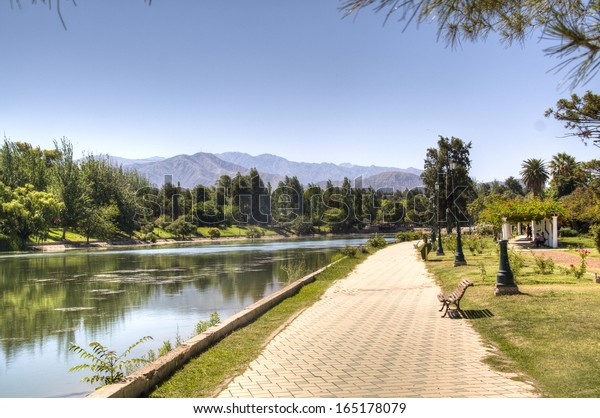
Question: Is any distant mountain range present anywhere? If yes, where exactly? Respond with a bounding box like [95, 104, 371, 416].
[109, 152, 423, 191]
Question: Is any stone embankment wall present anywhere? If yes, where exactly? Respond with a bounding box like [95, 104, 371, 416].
[87, 259, 343, 398]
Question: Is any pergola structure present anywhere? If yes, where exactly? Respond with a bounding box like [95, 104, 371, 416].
[478, 197, 563, 248]
[503, 216, 559, 248]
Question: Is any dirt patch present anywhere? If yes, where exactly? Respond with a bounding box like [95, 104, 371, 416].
[527, 249, 600, 272]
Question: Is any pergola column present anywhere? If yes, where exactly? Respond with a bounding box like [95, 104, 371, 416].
[502, 217, 512, 240]
[552, 215, 559, 248]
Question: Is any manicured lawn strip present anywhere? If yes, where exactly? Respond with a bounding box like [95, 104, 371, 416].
[559, 235, 596, 250]
[148, 252, 369, 398]
[427, 239, 600, 398]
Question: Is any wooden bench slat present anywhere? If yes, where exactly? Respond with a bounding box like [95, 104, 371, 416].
[438, 279, 473, 317]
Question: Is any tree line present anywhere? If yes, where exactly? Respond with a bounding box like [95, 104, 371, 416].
[0, 137, 432, 250]
[2, 134, 598, 251]
[0, 137, 148, 249]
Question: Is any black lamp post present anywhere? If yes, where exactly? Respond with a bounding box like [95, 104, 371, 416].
[450, 160, 466, 267]
[495, 239, 519, 295]
[435, 181, 444, 256]
[429, 196, 436, 244]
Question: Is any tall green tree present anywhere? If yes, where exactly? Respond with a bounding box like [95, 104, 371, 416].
[341, 0, 600, 88]
[79, 202, 120, 244]
[304, 184, 325, 226]
[51, 138, 87, 239]
[520, 158, 550, 198]
[549, 153, 584, 197]
[504, 176, 525, 197]
[421, 136, 473, 231]
[0, 139, 52, 190]
[249, 168, 270, 225]
[272, 176, 305, 224]
[0, 183, 62, 246]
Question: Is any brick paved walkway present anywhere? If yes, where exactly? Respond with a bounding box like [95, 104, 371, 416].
[218, 242, 537, 398]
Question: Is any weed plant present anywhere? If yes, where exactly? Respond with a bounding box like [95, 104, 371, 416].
[69, 336, 153, 388]
[367, 233, 387, 249]
[282, 257, 309, 281]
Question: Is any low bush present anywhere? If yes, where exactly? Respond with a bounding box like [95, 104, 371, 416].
[144, 232, 158, 243]
[531, 251, 555, 274]
[341, 245, 358, 258]
[508, 248, 525, 279]
[367, 234, 387, 248]
[208, 228, 221, 239]
[589, 224, 600, 253]
[395, 231, 422, 242]
[559, 228, 579, 237]
[245, 226, 264, 239]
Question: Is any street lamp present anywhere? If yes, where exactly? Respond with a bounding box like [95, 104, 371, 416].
[429, 196, 436, 245]
[449, 159, 467, 267]
[435, 181, 444, 256]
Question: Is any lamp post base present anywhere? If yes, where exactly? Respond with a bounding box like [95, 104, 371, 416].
[453, 260, 467, 267]
[495, 285, 520, 296]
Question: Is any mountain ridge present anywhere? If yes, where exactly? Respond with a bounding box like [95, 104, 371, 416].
[111, 151, 423, 191]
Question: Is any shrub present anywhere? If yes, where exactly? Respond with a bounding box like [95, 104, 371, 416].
[331, 253, 346, 262]
[508, 249, 525, 279]
[153, 215, 171, 230]
[144, 232, 157, 243]
[559, 228, 580, 237]
[531, 251, 555, 274]
[395, 231, 422, 242]
[141, 223, 155, 235]
[341, 245, 358, 258]
[291, 217, 314, 235]
[475, 223, 494, 236]
[165, 216, 195, 238]
[367, 233, 387, 248]
[208, 228, 221, 239]
[590, 224, 600, 253]
[442, 235, 457, 253]
[245, 226, 264, 239]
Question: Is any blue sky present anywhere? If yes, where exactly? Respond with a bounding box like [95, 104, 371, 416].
[0, 0, 597, 182]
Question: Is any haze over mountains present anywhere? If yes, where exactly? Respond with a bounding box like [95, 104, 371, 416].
[109, 152, 423, 191]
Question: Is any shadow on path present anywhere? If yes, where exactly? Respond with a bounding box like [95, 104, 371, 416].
[449, 309, 495, 320]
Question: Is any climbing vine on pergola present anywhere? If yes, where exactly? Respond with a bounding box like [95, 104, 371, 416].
[477, 197, 564, 228]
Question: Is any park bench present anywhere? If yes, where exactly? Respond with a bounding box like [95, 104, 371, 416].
[437, 279, 473, 318]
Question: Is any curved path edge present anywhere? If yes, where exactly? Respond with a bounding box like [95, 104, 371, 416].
[218, 242, 538, 398]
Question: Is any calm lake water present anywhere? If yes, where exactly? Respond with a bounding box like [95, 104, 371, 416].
[0, 236, 377, 398]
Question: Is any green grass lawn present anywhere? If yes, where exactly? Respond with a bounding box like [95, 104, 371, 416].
[34, 228, 92, 243]
[559, 234, 597, 251]
[427, 237, 600, 397]
[196, 225, 282, 238]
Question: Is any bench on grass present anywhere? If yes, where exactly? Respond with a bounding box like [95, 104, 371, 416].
[437, 279, 473, 318]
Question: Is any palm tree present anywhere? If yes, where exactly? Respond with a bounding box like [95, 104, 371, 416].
[549, 153, 581, 197]
[520, 158, 550, 198]
[549, 153, 578, 177]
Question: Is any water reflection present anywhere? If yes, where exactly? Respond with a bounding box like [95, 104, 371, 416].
[0, 236, 373, 397]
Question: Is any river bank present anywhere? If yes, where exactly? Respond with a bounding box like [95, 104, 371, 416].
[24, 229, 386, 254]
[0, 235, 374, 397]
[26, 233, 290, 253]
